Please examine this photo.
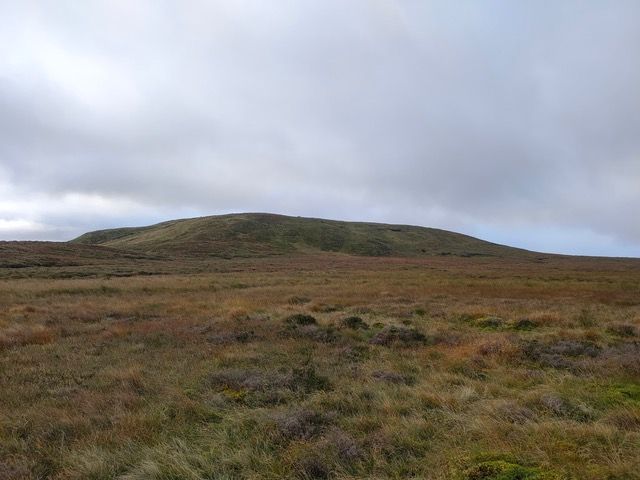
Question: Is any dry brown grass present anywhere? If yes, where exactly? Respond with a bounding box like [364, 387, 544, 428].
[0, 253, 639, 479]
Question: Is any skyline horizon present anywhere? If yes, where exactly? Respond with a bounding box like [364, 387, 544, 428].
[4, 210, 639, 260]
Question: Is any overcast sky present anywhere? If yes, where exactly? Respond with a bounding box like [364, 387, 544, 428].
[1, 1, 639, 256]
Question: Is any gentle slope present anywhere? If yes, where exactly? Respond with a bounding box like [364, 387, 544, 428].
[72, 213, 533, 258]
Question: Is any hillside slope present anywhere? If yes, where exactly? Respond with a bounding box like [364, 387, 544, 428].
[72, 213, 534, 258]
[0, 241, 159, 269]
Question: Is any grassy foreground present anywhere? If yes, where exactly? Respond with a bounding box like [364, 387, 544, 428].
[1, 254, 639, 479]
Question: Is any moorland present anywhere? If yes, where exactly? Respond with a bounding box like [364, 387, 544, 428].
[1, 213, 639, 479]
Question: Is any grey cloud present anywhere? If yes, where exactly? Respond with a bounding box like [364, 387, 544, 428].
[0, 1, 639, 255]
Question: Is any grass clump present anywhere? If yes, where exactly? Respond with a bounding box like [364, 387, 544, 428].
[288, 295, 312, 305]
[576, 308, 596, 327]
[0, 325, 56, 350]
[371, 370, 415, 385]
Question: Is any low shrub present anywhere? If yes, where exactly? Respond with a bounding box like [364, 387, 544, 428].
[513, 318, 537, 331]
[451, 358, 488, 380]
[291, 365, 332, 393]
[369, 326, 427, 347]
[284, 314, 318, 326]
[339, 316, 369, 330]
[520, 339, 601, 370]
[321, 428, 362, 462]
[206, 330, 255, 344]
[607, 323, 637, 337]
[310, 303, 342, 313]
[493, 401, 537, 424]
[285, 324, 337, 343]
[274, 408, 332, 440]
[538, 393, 594, 422]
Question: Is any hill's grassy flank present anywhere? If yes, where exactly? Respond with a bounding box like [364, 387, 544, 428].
[0, 241, 158, 269]
[72, 213, 533, 258]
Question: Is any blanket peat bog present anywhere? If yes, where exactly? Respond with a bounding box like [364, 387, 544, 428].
[1, 215, 639, 479]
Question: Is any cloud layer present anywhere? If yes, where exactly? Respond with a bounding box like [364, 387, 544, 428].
[1, 1, 639, 256]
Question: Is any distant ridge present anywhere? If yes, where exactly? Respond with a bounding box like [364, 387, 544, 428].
[72, 212, 533, 259]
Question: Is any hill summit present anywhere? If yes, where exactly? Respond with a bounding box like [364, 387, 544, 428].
[72, 213, 530, 258]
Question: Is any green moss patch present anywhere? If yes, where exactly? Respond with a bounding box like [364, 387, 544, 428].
[465, 460, 562, 480]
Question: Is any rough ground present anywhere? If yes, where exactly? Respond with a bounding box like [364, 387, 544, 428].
[1, 252, 639, 479]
